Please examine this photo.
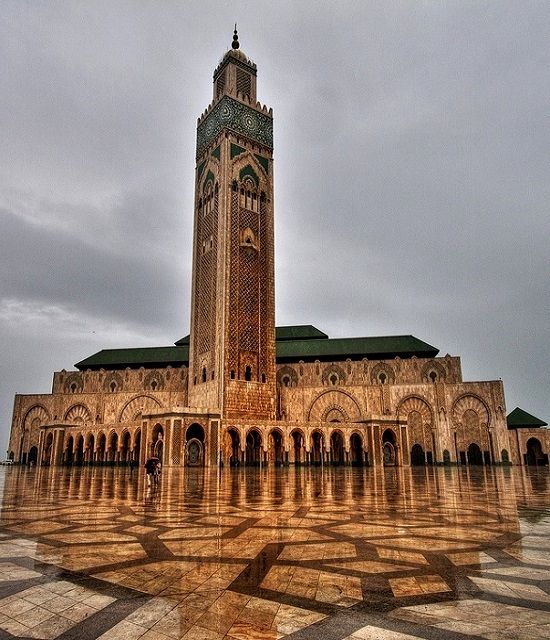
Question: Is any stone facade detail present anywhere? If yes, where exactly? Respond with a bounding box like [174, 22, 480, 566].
[196, 95, 273, 158]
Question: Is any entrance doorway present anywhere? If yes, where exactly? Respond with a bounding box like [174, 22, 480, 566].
[228, 428, 240, 466]
[526, 438, 548, 466]
[186, 439, 203, 465]
[467, 443, 483, 465]
[269, 430, 284, 465]
[28, 446, 38, 465]
[291, 430, 305, 465]
[311, 431, 324, 466]
[186, 423, 205, 466]
[350, 433, 364, 466]
[382, 429, 397, 466]
[330, 431, 344, 465]
[65, 436, 74, 465]
[411, 443, 425, 466]
[245, 430, 262, 465]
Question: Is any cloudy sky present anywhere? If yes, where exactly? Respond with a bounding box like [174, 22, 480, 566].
[1, 1, 549, 452]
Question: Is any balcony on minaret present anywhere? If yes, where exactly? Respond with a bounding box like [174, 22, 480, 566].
[213, 29, 257, 103]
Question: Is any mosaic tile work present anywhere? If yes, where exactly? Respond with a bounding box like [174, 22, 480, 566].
[0, 465, 549, 639]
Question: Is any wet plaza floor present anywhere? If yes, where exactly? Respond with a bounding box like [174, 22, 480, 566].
[0, 465, 549, 640]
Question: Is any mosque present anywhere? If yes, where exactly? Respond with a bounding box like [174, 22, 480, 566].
[8, 33, 548, 469]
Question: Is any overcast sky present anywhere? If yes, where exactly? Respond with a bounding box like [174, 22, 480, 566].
[1, 1, 549, 453]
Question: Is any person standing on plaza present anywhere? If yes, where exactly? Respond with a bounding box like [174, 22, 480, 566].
[144, 457, 157, 487]
[154, 460, 161, 485]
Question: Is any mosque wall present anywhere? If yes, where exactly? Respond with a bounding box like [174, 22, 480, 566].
[6, 358, 545, 469]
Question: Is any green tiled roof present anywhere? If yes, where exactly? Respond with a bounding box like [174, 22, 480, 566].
[276, 335, 438, 362]
[507, 407, 548, 429]
[174, 326, 328, 346]
[75, 346, 188, 370]
[276, 325, 328, 341]
[76, 327, 438, 370]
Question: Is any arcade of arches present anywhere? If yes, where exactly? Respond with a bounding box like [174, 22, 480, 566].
[28, 407, 548, 467]
[15, 393, 550, 469]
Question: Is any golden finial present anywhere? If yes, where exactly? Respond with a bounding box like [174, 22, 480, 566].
[232, 24, 239, 50]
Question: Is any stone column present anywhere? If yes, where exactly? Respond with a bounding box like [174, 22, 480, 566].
[371, 425, 381, 466]
[431, 430, 439, 464]
[36, 430, 44, 467]
[488, 429, 496, 463]
[400, 426, 409, 466]
[52, 429, 65, 466]
[141, 420, 149, 466]
[165, 420, 173, 467]
[210, 419, 220, 467]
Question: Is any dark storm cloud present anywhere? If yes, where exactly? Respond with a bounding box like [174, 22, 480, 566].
[1, 200, 189, 329]
[1, 1, 549, 451]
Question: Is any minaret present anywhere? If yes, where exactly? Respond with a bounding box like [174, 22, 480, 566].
[188, 30, 276, 420]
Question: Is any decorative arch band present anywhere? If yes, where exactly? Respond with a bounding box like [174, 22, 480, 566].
[239, 165, 259, 187]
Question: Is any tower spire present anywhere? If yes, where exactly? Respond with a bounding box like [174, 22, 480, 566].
[232, 24, 239, 50]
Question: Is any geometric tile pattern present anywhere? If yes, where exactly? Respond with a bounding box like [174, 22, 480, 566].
[0, 465, 549, 639]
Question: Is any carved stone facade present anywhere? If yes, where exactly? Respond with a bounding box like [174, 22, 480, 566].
[7, 34, 548, 469]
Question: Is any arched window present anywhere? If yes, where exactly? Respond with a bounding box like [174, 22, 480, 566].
[245, 366, 252, 382]
[329, 373, 338, 386]
[70, 383, 77, 393]
[378, 372, 387, 384]
[202, 367, 207, 383]
[110, 381, 117, 392]
[201, 177, 217, 217]
[239, 178, 259, 212]
[429, 371, 437, 383]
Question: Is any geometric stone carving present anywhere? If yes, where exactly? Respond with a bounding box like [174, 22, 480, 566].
[64, 373, 83, 394]
[308, 390, 362, 423]
[452, 394, 490, 428]
[398, 396, 433, 450]
[143, 370, 165, 392]
[370, 363, 395, 384]
[103, 372, 124, 392]
[64, 404, 92, 424]
[397, 396, 432, 426]
[420, 360, 446, 383]
[120, 395, 162, 422]
[321, 364, 346, 386]
[277, 366, 298, 388]
[24, 405, 50, 430]
[197, 95, 273, 158]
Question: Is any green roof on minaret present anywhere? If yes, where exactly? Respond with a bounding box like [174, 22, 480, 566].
[507, 407, 548, 429]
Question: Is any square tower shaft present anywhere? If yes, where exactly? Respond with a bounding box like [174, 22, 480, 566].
[188, 40, 276, 421]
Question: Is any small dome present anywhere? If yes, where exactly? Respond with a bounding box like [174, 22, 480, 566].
[215, 48, 257, 75]
[228, 48, 248, 62]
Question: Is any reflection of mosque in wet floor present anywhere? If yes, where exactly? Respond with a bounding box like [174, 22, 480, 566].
[1, 465, 549, 639]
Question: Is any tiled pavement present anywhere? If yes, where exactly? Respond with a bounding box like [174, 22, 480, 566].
[0, 465, 549, 639]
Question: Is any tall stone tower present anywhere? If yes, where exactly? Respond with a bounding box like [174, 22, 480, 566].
[188, 30, 276, 421]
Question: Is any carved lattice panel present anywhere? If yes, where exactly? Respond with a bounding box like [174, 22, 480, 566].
[171, 420, 182, 466]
